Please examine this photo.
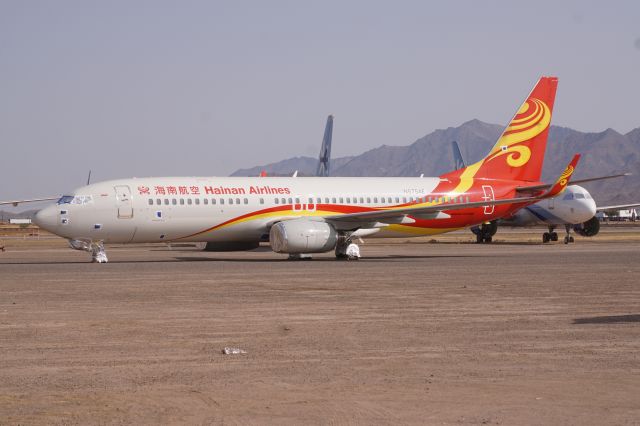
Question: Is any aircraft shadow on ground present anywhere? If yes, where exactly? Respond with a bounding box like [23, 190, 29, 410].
[0, 254, 481, 265]
[573, 314, 640, 324]
[171, 254, 481, 262]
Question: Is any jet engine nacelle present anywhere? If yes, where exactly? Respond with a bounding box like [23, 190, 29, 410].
[573, 216, 600, 237]
[269, 219, 337, 254]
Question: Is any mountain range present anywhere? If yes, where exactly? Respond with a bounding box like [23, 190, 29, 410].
[232, 120, 640, 205]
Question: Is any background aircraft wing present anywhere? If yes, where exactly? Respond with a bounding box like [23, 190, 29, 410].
[0, 197, 59, 207]
[596, 202, 640, 211]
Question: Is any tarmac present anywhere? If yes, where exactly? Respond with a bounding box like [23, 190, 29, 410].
[1, 228, 639, 424]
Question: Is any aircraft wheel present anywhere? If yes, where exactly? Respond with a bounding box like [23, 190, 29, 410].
[476, 234, 483, 244]
[551, 232, 558, 242]
[485, 236, 492, 243]
[569, 236, 575, 243]
[542, 233, 550, 243]
[564, 236, 570, 244]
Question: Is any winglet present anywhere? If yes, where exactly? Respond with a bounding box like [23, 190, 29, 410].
[542, 154, 581, 198]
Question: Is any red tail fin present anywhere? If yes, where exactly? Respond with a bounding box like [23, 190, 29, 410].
[445, 77, 558, 193]
[476, 76, 558, 182]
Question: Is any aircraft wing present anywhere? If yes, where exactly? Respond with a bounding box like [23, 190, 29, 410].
[0, 197, 59, 207]
[324, 195, 538, 225]
[597, 202, 640, 212]
[324, 154, 580, 227]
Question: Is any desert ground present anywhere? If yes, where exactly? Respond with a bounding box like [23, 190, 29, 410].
[1, 227, 639, 425]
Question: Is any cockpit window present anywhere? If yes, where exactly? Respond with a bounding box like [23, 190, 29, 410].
[563, 193, 574, 200]
[57, 195, 93, 205]
[574, 193, 585, 199]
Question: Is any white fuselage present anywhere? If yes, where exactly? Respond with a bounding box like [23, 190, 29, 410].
[35, 176, 479, 244]
[502, 185, 596, 227]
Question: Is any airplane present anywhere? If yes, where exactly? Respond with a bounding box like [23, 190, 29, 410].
[3, 76, 584, 263]
[451, 141, 634, 243]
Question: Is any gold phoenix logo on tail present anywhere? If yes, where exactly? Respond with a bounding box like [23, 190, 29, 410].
[484, 98, 551, 168]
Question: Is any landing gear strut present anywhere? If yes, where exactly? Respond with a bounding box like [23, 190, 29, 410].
[563, 224, 575, 244]
[542, 226, 559, 243]
[335, 234, 360, 260]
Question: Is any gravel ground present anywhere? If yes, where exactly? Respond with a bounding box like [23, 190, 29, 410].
[0, 231, 639, 425]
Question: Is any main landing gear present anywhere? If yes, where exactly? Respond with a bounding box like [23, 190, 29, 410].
[542, 225, 574, 244]
[542, 226, 558, 243]
[335, 234, 360, 260]
[473, 221, 498, 244]
[68, 239, 109, 263]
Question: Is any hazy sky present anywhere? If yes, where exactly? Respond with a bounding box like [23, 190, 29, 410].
[1, 0, 639, 201]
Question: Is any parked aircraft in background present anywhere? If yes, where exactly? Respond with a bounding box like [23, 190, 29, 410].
[316, 115, 333, 177]
[451, 141, 635, 243]
[4, 76, 588, 262]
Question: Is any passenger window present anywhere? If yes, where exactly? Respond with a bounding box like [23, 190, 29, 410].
[212, 198, 216, 205]
[395, 197, 399, 203]
[228, 198, 233, 205]
[339, 197, 344, 203]
[156, 199, 161, 205]
[281, 198, 286, 204]
[308, 198, 313, 204]
[220, 199, 224, 205]
[164, 199, 169, 205]
[295, 197, 300, 204]
[195, 199, 200, 205]
[380, 198, 385, 204]
[172, 199, 177, 205]
[325, 197, 330, 204]
[148, 199, 153, 205]
[260, 198, 264, 204]
[274, 198, 279, 204]
[388, 197, 392, 203]
[187, 199, 192, 205]
[287, 198, 292, 204]
[359, 197, 364, 203]
[180, 199, 185, 205]
[367, 197, 371, 203]
[374, 197, 378, 203]
[204, 198, 208, 205]
[332, 197, 337, 203]
[316, 197, 321, 203]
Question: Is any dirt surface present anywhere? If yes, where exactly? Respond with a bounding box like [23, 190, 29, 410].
[1, 232, 639, 424]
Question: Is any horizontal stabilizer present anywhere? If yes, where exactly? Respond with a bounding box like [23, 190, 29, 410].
[516, 172, 630, 193]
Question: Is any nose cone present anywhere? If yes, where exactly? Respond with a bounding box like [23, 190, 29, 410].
[575, 198, 597, 223]
[33, 206, 58, 233]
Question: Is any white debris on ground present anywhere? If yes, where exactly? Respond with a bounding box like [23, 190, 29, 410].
[222, 347, 247, 355]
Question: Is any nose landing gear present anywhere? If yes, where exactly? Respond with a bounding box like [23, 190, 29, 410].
[563, 224, 575, 244]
